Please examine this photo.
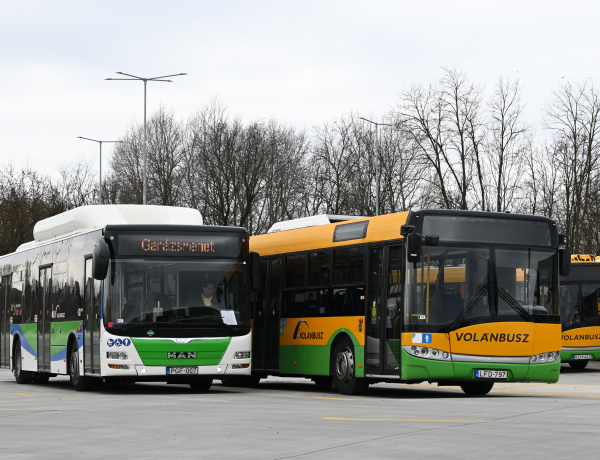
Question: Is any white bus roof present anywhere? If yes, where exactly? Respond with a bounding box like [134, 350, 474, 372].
[267, 214, 364, 233]
[32, 204, 203, 243]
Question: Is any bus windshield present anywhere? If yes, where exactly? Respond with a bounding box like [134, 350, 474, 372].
[560, 282, 600, 329]
[105, 259, 250, 330]
[405, 245, 558, 332]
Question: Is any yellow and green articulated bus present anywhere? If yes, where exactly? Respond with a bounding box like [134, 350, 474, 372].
[559, 254, 600, 369]
[249, 209, 571, 395]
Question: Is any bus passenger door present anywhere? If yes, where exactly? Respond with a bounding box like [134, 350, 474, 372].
[84, 259, 101, 375]
[38, 267, 52, 372]
[254, 257, 281, 372]
[0, 275, 10, 367]
[365, 245, 403, 377]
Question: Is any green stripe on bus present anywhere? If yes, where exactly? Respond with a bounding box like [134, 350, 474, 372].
[131, 337, 231, 366]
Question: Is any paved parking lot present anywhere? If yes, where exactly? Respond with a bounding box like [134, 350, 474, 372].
[1, 362, 599, 459]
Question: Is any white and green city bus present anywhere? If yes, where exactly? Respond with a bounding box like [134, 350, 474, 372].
[0, 205, 258, 391]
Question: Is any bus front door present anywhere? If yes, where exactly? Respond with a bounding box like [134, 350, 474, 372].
[84, 259, 101, 375]
[254, 257, 281, 373]
[0, 275, 10, 367]
[38, 267, 51, 372]
[365, 245, 402, 377]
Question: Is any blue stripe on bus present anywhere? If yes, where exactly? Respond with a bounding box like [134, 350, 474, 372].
[51, 347, 68, 361]
[10, 325, 37, 357]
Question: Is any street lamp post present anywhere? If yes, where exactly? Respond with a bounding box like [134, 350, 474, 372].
[105, 71, 187, 205]
[77, 137, 122, 204]
[359, 117, 394, 216]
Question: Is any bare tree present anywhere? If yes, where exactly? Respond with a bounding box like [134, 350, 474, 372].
[0, 164, 65, 254]
[485, 76, 531, 212]
[543, 80, 600, 252]
[57, 158, 97, 207]
[397, 68, 485, 210]
[309, 119, 361, 214]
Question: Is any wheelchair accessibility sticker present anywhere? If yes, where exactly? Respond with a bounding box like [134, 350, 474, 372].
[412, 333, 432, 344]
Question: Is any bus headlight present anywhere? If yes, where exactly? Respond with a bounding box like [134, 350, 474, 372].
[234, 351, 251, 359]
[530, 351, 560, 364]
[405, 345, 451, 361]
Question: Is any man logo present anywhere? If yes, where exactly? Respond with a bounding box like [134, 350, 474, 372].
[168, 352, 197, 359]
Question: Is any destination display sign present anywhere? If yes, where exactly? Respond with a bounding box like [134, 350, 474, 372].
[114, 232, 245, 258]
[421, 215, 554, 247]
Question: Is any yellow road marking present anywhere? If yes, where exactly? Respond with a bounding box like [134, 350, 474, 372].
[11, 393, 33, 397]
[313, 397, 372, 401]
[324, 417, 492, 423]
[1, 408, 38, 411]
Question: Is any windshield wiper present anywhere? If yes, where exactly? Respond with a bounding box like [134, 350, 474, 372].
[497, 288, 534, 321]
[444, 283, 488, 332]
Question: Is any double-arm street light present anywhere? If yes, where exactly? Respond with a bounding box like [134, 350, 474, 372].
[359, 117, 395, 216]
[77, 137, 122, 204]
[105, 71, 187, 205]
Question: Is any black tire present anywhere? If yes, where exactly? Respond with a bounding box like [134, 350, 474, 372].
[568, 360, 588, 369]
[69, 345, 95, 391]
[332, 337, 368, 395]
[460, 381, 494, 396]
[13, 339, 32, 384]
[189, 378, 213, 392]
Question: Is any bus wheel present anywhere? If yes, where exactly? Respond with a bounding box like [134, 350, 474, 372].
[460, 382, 494, 396]
[189, 378, 213, 392]
[568, 360, 588, 369]
[333, 337, 368, 395]
[13, 339, 32, 384]
[69, 346, 95, 391]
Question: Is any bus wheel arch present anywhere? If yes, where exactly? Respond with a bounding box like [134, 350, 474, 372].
[68, 336, 94, 391]
[12, 335, 32, 384]
[331, 334, 368, 395]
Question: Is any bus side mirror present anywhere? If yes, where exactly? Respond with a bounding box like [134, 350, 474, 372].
[92, 238, 110, 280]
[559, 246, 571, 277]
[406, 232, 422, 263]
[250, 251, 263, 293]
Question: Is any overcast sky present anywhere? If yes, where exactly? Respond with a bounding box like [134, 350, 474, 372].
[2, 0, 599, 179]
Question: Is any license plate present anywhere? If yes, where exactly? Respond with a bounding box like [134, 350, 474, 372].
[572, 354, 593, 360]
[475, 369, 508, 379]
[167, 367, 198, 375]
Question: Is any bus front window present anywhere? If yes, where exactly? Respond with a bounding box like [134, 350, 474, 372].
[106, 260, 249, 329]
[406, 246, 491, 330]
[405, 245, 558, 332]
[495, 248, 558, 318]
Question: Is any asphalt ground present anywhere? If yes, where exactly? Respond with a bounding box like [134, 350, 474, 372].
[1, 362, 599, 459]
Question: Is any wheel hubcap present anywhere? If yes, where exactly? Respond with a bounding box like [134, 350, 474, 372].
[336, 347, 354, 384]
[70, 350, 78, 382]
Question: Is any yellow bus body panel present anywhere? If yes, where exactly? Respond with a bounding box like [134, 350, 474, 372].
[250, 212, 410, 256]
[403, 322, 561, 356]
[562, 325, 600, 347]
[280, 316, 365, 346]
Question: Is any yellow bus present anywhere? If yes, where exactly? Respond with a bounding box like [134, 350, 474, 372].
[249, 209, 571, 395]
[559, 254, 600, 369]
